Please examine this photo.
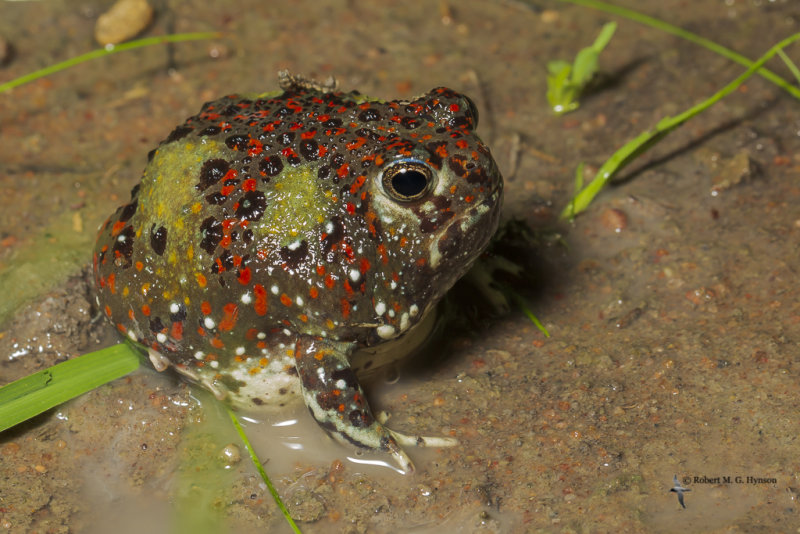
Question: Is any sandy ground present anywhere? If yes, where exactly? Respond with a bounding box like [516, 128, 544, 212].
[1, 0, 800, 532]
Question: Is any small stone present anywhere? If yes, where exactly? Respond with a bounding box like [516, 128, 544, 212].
[95, 0, 154, 46]
[711, 150, 756, 195]
[600, 208, 628, 232]
[218, 443, 241, 466]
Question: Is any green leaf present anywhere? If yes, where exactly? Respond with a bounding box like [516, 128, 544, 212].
[0, 343, 141, 432]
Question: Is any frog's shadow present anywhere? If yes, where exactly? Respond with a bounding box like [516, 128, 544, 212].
[391, 217, 564, 380]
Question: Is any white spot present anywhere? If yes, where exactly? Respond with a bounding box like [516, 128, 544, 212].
[282, 328, 291, 336]
[241, 292, 252, 304]
[388, 309, 396, 318]
[390, 280, 397, 290]
[204, 317, 216, 329]
[288, 239, 302, 250]
[400, 312, 410, 331]
[257, 332, 266, 340]
[410, 304, 419, 317]
[271, 285, 279, 295]
[349, 269, 360, 282]
[156, 332, 167, 344]
[117, 234, 126, 242]
[296, 296, 304, 306]
[210, 360, 219, 369]
[235, 346, 246, 356]
[335, 379, 347, 389]
[194, 351, 205, 360]
[127, 331, 138, 342]
[169, 302, 180, 314]
[375, 301, 386, 316]
[377, 325, 396, 339]
[325, 221, 335, 233]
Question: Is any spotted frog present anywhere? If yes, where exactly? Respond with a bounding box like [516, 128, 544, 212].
[93, 72, 503, 472]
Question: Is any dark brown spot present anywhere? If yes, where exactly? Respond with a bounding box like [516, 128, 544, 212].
[234, 190, 267, 222]
[279, 240, 308, 269]
[199, 216, 224, 254]
[150, 224, 167, 256]
[196, 159, 230, 191]
[259, 155, 283, 177]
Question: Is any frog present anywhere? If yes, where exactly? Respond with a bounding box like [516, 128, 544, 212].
[93, 71, 503, 473]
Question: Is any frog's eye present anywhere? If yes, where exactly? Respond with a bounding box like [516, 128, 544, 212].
[381, 160, 435, 202]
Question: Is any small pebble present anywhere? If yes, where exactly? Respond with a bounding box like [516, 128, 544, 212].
[95, 0, 153, 46]
[600, 208, 628, 232]
[218, 443, 241, 466]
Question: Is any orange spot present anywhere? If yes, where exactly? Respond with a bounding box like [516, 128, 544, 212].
[108, 273, 116, 294]
[314, 351, 325, 361]
[104, 305, 112, 317]
[128, 309, 135, 320]
[309, 286, 319, 299]
[377, 244, 388, 264]
[195, 273, 207, 288]
[242, 178, 257, 192]
[141, 305, 150, 316]
[299, 314, 308, 322]
[340, 298, 351, 318]
[211, 336, 224, 349]
[135, 261, 144, 271]
[201, 301, 212, 315]
[349, 175, 366, 194]
[280, 293, 292, 307]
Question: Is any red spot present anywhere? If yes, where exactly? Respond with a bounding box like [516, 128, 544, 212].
[104, 305, 112, 317]
[171, 321, 183, 341]
[254, 284, 267, 316]
[349, 175, 366, 195]
[135, 261, 144, 271]
[359, 257, 370, 274]
[211, 336, 225, 349]
[318, 114, 330, 122]
[316, 265, 326, 276]
[141, 305, 150, 316]
[450, 103, 460, 112]
[345, 203, 355, 214]
[301, 129, 317, 139]
[201, 301, 212, 315]
[221, 184, 235, 196]
[218, 303, 238, 332]
[317, 145, 328, 158]
[325, 274, 336, 289]
[280, 293, 292, 307]
[456, 139, 468, 149]
[111, 220, 126, 237]
[245, 328, 259, 340]
[346, 137, 367, 151]
[108, 273, 116, 294]
[215, 257, 226, 272]
[337, 163, 350, 178]
[247, 140, 263, 157]
[242, 178, 257, 192]
[238, 266, 251, 285]
[377, 244, 388, 264]
[309, 286, 319, 299]
[343, 280, 353, 295]
[340, 298, 351, 318]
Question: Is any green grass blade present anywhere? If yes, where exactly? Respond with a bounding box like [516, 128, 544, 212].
[560, 32, 800, 220]
[0, 343, 141, 432]
[551, 0, 800, 100]
[777, 48, 800, 84]
[0, 32, 222, 94]
[226, 406, 302, 534]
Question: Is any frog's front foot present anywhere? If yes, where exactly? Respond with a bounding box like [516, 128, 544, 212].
[293, 336, 456, 473]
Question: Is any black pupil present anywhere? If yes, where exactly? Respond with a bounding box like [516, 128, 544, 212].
[391, 169, 428, 198]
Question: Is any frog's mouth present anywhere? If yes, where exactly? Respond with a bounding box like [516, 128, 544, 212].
[429, 185, 503, 270]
